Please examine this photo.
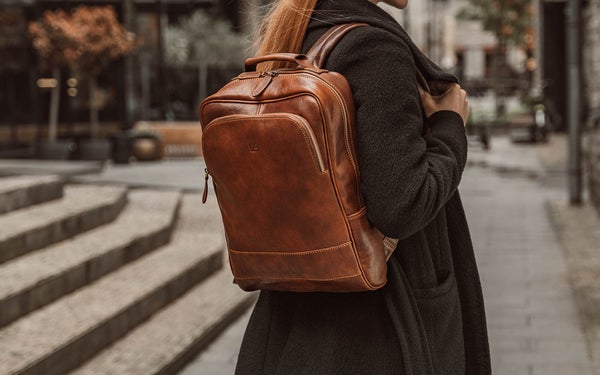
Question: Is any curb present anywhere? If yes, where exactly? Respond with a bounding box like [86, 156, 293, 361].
[545, 200, 600, 375]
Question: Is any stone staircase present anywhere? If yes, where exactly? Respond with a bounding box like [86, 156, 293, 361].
[0, 175, 256, 375]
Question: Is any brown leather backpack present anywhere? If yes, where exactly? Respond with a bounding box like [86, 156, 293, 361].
[200, 23, 398, 292]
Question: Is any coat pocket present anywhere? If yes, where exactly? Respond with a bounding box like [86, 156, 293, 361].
[413, 273, 466, 375]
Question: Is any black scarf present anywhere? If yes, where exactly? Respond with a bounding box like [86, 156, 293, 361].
[307, 0, 458, 84]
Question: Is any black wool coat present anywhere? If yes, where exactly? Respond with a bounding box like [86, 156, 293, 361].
[235, 1, 491, 374]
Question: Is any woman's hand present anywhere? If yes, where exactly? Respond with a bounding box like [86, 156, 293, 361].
[419, 83, 470, 126]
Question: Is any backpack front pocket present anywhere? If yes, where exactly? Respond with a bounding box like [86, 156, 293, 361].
[202, 113, 351, 255]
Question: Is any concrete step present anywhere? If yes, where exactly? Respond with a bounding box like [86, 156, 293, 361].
[0, 175, 63, 214]
[0, 159, 104, 177]
[0, 194, 225, 375]
[0, 189, 181, 328]
[0, 185, 127, 264]
[70, 268, 257, 375]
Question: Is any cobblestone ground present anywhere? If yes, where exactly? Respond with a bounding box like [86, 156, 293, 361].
[181, 138, 594, 375]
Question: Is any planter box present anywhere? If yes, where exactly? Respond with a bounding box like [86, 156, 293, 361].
[131, 134, 162, 162]
[36, 141, 74, 160]
[133, 122, 202, 158]
[109, 133, 132, 164]
[78, 139, 111, 161]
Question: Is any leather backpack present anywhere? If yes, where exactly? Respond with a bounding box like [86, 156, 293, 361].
[200, 23, 399, 292]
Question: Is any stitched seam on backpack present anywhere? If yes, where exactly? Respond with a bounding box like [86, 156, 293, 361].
[204, 113, 327, 174]
[347, 207, 367, 220]
[287, 116, 327, 174]
[309, 75, 361, 206]
[228, 242, 352, 256]
[233, 273, 362, 281]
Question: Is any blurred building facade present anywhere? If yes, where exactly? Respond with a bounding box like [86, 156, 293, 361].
[1, 0, 582, 157]
[584, 0, 600, 212]
[384, 0, 534, 100]
[0, 0, 247, 149]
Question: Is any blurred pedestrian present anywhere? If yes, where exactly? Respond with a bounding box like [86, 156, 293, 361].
[235, 0, 491, 374]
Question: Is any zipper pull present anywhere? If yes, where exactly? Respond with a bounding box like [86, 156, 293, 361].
[202, 168, 210, 204]
[252, 71, 278, 97]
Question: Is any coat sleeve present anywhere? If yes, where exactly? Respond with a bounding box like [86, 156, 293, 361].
[326, 27, 468, 239]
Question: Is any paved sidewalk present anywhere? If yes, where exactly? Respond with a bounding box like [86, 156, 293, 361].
[463, 167, 594, 374]
[467, 136, 545, 176]
[548, 200, 600, 371]
[179, 309, 252, 375]
[74, 159, 207, 192]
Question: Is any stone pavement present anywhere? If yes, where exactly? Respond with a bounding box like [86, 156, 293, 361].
[74, 159, 207, 192]
[180, 136, 596, 375]
[179, 309, 252, 375]
[548, 200, 600, 370]
[462, 166, 594, 375]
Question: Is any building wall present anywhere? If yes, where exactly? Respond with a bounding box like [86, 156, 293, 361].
[382, 0, 499, 80]
[584, 0, 600, 111]
[240, 0, 500, 82]
[584, 0, 600, 211]
[0, 0, 231, 139]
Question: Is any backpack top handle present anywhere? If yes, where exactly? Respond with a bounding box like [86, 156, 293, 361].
[244, 53, 317, 72]
[244, 23, 369, 73]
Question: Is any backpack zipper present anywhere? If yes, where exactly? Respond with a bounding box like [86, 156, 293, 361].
[300, 71, 362, 206]
[202, 168, 210, 204]
[252, 71, 279, 97]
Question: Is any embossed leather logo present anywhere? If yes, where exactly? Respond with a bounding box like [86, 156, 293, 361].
[249, 143, 259, 152]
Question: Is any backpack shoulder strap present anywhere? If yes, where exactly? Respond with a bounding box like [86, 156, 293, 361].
[305, 23, 369, 69]
[305, 22, 432, 94]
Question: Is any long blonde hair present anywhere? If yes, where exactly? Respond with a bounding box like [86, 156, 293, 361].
[255, 0, 318, 70]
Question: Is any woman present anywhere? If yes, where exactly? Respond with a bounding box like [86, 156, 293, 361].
[235, 0, 491, 374]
